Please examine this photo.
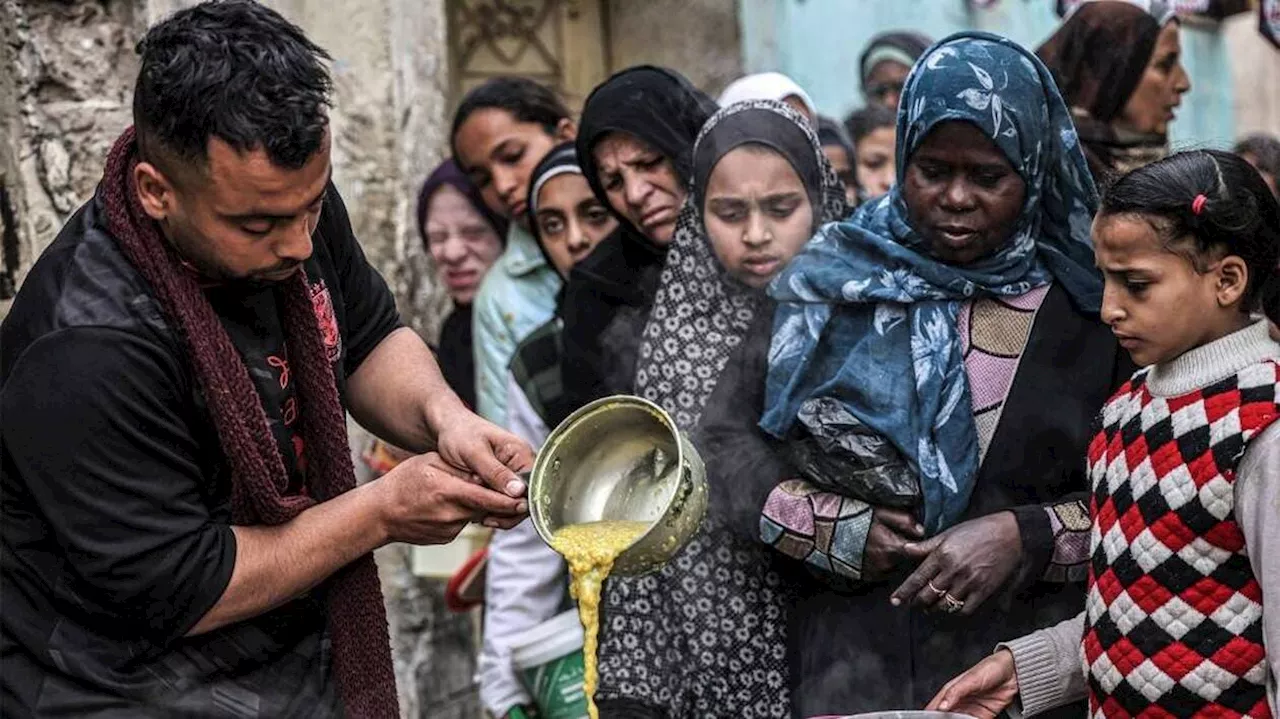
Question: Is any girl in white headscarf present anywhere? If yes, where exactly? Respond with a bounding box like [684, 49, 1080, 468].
[718, 72, 817, 124]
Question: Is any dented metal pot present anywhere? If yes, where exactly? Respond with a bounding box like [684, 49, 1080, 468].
[529, 395, 707, 576]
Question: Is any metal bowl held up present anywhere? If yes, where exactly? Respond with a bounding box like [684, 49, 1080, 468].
[529, 395, 708, 576]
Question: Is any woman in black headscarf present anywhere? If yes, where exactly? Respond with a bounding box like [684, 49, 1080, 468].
[506, 142, 618, 441]
[554, 66, 718, 425]
[1037, 0, 1191, 184]
[481, 142, 618, 719]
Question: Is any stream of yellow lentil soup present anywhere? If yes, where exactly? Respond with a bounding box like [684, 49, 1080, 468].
[549, 520, 651, 719]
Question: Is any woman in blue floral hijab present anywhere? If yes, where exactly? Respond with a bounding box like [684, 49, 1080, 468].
[762, 31, 1102, 534]
[695, 31, 1133, 716]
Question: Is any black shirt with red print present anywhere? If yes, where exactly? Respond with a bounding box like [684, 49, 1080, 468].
[0, 183, 401, 717]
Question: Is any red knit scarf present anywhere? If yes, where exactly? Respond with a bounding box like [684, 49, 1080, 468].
[101, 127, 398, 717]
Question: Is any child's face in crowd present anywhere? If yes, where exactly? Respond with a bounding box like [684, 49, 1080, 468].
[865, 60, 911, 110]
[1119, 22, 1191, 136]
[534, 173, 617, 278]
[424, 184, 504, 305]
[822, 143, 859, 207]
[855, 126, 896, 201]
[1094, 213, 1250, 367]
[593, 132, 685, 246]
[703, 145, 815, 289]
[454, 108, 574, 227]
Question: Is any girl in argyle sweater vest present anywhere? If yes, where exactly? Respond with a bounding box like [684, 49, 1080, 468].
[928, 150, 1280, 718]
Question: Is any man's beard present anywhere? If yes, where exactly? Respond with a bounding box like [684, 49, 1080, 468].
[165, 221, 303, 290]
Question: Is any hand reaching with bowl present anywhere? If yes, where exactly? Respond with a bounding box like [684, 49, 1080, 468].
[926, 648, 1019, 719]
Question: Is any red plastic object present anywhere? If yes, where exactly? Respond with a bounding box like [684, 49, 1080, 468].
[445, 547, 488, 613]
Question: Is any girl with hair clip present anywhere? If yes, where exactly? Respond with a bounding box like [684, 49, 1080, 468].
[930, 149, 1280, 719]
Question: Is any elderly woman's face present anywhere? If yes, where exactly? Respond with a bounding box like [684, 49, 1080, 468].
[593, 132, 685, 245]
[903, 121, 1026, 266]
[424, 184, 504, 304]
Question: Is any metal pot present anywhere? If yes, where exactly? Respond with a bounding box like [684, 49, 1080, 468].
[529, 395, 708, 576]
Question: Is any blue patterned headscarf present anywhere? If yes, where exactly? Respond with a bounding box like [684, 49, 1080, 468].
[759, 31, 1102, 535]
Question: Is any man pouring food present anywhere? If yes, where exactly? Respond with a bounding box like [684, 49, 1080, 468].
[0, 2, 532, 717]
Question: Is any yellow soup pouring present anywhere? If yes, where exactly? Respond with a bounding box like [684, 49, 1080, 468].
[549, 520, 651, 719]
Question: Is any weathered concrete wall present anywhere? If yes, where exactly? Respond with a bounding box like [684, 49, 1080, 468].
[606, 0, 743, 96]
[1224, 12, 1280, 139]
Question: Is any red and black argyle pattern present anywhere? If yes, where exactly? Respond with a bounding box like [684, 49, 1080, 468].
[1083, 360, 1279, 719]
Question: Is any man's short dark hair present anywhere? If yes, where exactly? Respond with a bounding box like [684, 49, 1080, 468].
[133, 0, 332, 174]
[449, 77, 571, 158]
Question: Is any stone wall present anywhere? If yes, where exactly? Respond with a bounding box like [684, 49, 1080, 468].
[0, 0, 143, 312]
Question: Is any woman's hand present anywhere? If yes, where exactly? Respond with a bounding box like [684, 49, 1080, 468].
[926, 649, 1019, 719]
[890, 510, 1022, 614]
[862, 507, 926, 581]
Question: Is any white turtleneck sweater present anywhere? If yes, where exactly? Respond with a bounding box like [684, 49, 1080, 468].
[1003, 320, 1280, 717]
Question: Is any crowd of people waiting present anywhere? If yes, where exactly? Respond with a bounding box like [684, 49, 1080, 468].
[1, 0, 1278, 718]
[391, 3, 1280, 719]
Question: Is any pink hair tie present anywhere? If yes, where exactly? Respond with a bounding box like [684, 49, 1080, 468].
[1191, 194, 1208, 215]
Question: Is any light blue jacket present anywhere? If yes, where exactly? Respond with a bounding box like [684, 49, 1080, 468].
[472, 224, 562, 426]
